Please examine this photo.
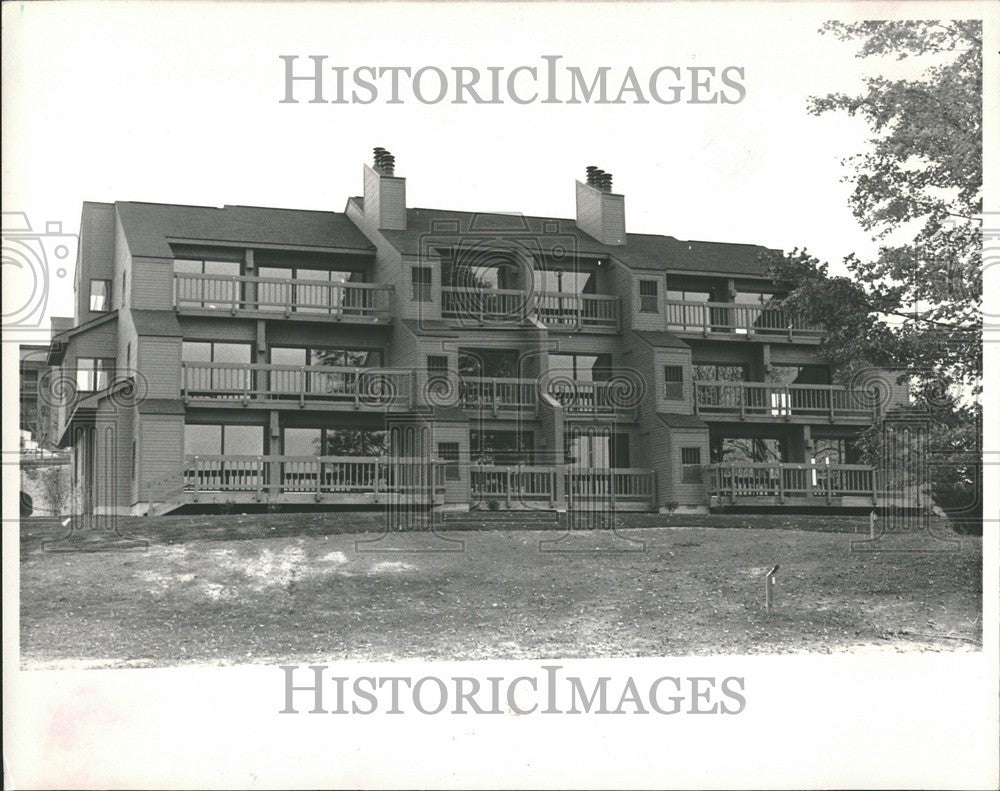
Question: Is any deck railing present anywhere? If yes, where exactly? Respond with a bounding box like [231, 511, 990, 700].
[440, 286, 529, 323]
[664, 299, 822, 339]
[536, 291, 619, 329]
[694, 381, 876, 422]
[183, 455, 444, 497]
[705, 462, 876, 504]
[173, 273, 392, 321]
[440, 286, 619, 328]
[470, 464, 654, 507]
[547, 379, 632, 415]
[458, 377, 537, 412]
[180, 362, 413, 408]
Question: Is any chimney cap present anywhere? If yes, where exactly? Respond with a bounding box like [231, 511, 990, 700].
[373, 147, 396, 176]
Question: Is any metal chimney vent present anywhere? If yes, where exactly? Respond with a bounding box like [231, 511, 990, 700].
[373, 147, 396, 176]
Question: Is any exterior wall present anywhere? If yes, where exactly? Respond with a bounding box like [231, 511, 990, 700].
[431, 421, 469, 504]
[363, 165, 406, 231]
[629, 271, 667, 332]
[345, 196, 404, 316]
[76, 203, 116, 324]
[669, 426, 710, 506]
[91, 404, 134, 512]
[653, 346, 694, 413]
[137, 413, 185, 505]
[132, 258, 175, 310]
[575, 181, 625, 245]
[138, 337, 182, 398]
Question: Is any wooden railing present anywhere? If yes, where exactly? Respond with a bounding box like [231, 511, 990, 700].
[458, 377, 537, 412]
[183, 455, 444, 497]
[705, 462, 876, 504]
[536, 292, 619, 329]
[566, 468, 654, 501]
[180, 362, 413, 408]
[694, 381, 876, 422]
[440, 286, 619, 328]
[441, 286, 529, 323]
[664, 299, 822, 339]
[547, 379, 633, 416]
[173, 273, 392, 321]
[470, 464, 654, 507]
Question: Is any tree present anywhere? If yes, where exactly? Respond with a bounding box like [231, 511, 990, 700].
[770, 21, 983, 532]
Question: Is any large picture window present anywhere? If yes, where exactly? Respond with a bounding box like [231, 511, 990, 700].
[257, 266, 361, 314]
[173, 259, 243, 309]
[75, 357, 115, 392]
[181, 342, 252, 395]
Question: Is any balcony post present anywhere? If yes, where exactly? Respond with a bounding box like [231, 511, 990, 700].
[315, 458, 323, 502]
[729, 462, 737, 505]
[777, 465, 784, 504]
[256, 455, 264, 502]
[739, 385, 746, 421]
[492, 377, 499, 416]
[191, 456, 200, 502]
[826, 465, 834, 505]
[354, 368, 361, 409]
[828, 386, 836, 423]
[609, 469, 616, 511]
[373, 457, 380, 497]
[506, 467, 512, 508]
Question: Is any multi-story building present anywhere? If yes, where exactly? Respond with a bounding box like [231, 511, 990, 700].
[43, 150, 907, 517]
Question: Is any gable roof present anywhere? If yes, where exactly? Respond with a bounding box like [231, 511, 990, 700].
[350, 199, 777, 278]
[115, 202, 376, 259]
[613, 233, 779, 278]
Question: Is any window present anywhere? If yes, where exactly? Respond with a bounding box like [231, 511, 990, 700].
[411, 267, 432, 302]
[427, 355, 449, 388]
[257, 266, 360, 314]
[173, 259, 242, 309]
[184, 423, 264, 456]
[438, 442, 461, 480]
[283, 427, 388, 456]
[76, 358, 115, 392]
[639, 280, 659, 313]
[89, 279, 110, 312]
[470, 430, 533, 465]
[181, 342, 252, 395]
[663, 365, 684, 400]
[680, 447, 702, 483]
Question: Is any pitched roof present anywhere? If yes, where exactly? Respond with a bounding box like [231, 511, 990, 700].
[657, 413, 708, 429]
[630, 330, 691, 350]
[115, 202, 376, 259]
[613, 233, 779, 277]
[130, 309, 182, 337]
[351, 200, 777, 277]
[350, 200, 614, 260]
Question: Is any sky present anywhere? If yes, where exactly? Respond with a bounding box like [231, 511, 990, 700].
[0, 1, 971, 331]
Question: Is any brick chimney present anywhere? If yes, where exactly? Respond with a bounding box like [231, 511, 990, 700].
[363, 147, 406, 231]
[575, 165, 625, 245]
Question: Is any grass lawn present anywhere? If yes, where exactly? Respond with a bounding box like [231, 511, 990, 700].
[20, 517, 982, 668]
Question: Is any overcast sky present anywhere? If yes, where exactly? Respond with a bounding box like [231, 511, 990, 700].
[1, 1, 970, 328]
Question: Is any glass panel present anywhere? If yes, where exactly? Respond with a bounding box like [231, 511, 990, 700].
[89, 280, 109, 311]
[271, 347, 307, 366]
[181, 342, 212, 362]
[213, 343, 251, 364]
[173, 259, 202, 274]
[257, 266, 292, 311]
[203, 260, 241, 276]
[284, 428, 321, 456]
[185, 424, 221, 455]
[322, 429, 387, 456]
[223, 425, 263, 455]
[75, 358, 95, 391]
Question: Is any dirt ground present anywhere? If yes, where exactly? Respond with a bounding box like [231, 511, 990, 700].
[20, 520, 982, 668]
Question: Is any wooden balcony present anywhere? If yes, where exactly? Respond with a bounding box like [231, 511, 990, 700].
[470, 464, 654, 510]
[536, 292, 619, 330]
[440, 286, 619, 330]
[181, 362, 414, 411]
[458, 377, 537, 413]
[455, 376, 636, 419]
[182, 455, 444, 506]
[694, 381, 876, 424]
[664, 300, 823, 342]
[173, 273, 392, 323]
[705, 462, 877, 507]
